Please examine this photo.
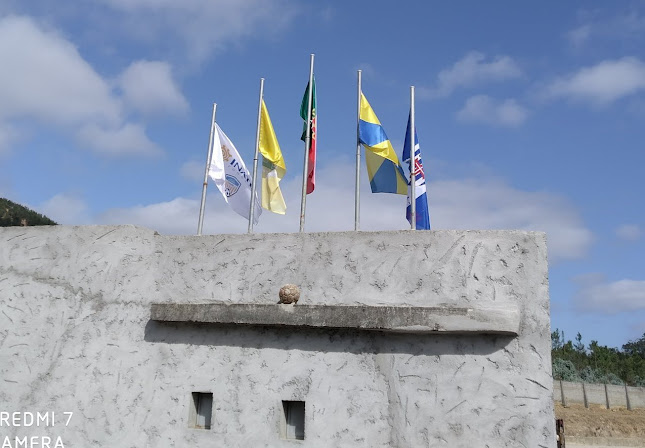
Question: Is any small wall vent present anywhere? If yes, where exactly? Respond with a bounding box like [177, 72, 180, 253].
[281, 400, 305, 440]
[190, 392, 213, 430]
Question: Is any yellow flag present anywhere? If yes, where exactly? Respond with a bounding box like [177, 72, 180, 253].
[259, 100, 286, 214]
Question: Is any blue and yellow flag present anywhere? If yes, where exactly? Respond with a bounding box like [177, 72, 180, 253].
[358, 93, 408, 195]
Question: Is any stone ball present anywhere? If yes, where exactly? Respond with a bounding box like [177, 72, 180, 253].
[278, 284, 300, 304]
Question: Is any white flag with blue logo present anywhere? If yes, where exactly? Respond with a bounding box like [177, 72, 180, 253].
[402, 113, 430, 230]
[209, 123, 261, 224]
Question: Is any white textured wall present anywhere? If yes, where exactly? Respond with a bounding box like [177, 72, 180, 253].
[0, 225, 555, 447]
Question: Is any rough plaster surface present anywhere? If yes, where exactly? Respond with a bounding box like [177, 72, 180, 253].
[0, 225, 555, 447]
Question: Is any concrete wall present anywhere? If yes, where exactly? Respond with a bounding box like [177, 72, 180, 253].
[556, 381, 586, 405]
[607, 384, 628, 408]
[554, 381, 645, 409]
[628, 386, 645, 408]
[0, 225, 555, 447]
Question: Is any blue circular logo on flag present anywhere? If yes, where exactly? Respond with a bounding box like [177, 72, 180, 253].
[225, 174, 241, 197]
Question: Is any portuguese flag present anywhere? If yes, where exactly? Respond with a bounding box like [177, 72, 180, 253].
[300, 76, 316, 194]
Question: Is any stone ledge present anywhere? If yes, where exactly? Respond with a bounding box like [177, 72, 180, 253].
[150, 303, 520, 335]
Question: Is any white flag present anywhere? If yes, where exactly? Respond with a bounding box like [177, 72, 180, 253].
[209, 123, 261, 224]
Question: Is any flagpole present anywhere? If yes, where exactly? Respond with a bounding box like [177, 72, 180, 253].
[355, 70, 362, 231]
[249, 78, 264, 234]
[299, 54, 315, 233]
[410, 86, 416, 230]
[197, 103, 217, 236]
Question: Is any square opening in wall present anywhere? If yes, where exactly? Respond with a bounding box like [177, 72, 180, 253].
[190, 392, 213, 430]
[282, 401, 305, 440]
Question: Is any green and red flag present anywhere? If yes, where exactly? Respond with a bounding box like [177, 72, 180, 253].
[300, 76, 316, 194]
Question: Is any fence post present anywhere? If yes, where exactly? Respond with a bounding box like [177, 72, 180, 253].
[604, 383, 610, 409]
[625, 383, 632, 410]
[582, 382, 588, 408]
[560, 379, 567, 407]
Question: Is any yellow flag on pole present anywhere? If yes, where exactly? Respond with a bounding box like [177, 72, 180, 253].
[259, 100, 287, 214]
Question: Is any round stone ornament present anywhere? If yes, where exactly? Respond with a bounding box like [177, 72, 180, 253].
[278, 284, 300, 304]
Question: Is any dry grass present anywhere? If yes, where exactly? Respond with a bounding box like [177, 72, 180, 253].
[555, 402, 645, 439]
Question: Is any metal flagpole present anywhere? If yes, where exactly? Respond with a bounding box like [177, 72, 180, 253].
[248, 78, 265, 234]
[299, 54, 315, 233]
[197, 102, 217, 236]
[410, 86, 416, 230]
[355, 70, 362, 231]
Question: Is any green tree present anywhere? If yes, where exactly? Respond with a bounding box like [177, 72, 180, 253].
[551, 328, 645, 386]
[623, 333, 645, 358]
[552, 358, 580, 382]
[574, 332, 586, 355]
[0, 198, 57, 227]
[552, 329, 564, 351]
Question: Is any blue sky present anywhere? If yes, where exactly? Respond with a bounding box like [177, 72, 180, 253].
[1, 1, 644, 349]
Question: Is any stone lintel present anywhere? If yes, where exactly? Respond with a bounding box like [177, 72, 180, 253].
[150, 303, 520, 335]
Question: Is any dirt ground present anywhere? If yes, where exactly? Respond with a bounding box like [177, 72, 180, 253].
[555, 402, 645, 440]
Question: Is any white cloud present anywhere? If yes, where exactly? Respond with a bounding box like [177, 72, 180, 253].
[421, 52, 523, 99]
[616, 224, 642, 241]
[567, 24, 593, 47]
[0, 15, 163, 157]
[567, 11, 645, 47]
[37, 194, 92, 225]
[98, 197, 202, 235]
[180, 160, 206, 182]
[575, 276, 645, 313]
[119, 61, 188, 116]
[0, 15, 120, 126]
[93, 163, 591, 262]
[543, 57, 645, 105]
[429, 178, 592, 261]
[76, 123, 161, 157]
[0, 123, 17, 155]
[457, 95, 528, 127]
[95, 0, 299, 64]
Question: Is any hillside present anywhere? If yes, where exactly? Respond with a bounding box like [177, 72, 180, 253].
[0, 198, 57, 227]
[556, 403, 645, 446]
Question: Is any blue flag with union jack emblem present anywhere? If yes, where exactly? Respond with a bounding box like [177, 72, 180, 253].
[402, 113, 430, 229]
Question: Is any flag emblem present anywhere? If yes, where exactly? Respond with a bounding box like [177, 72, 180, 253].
[224, 174, 241, 197]
[221, 144, 232, 162]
